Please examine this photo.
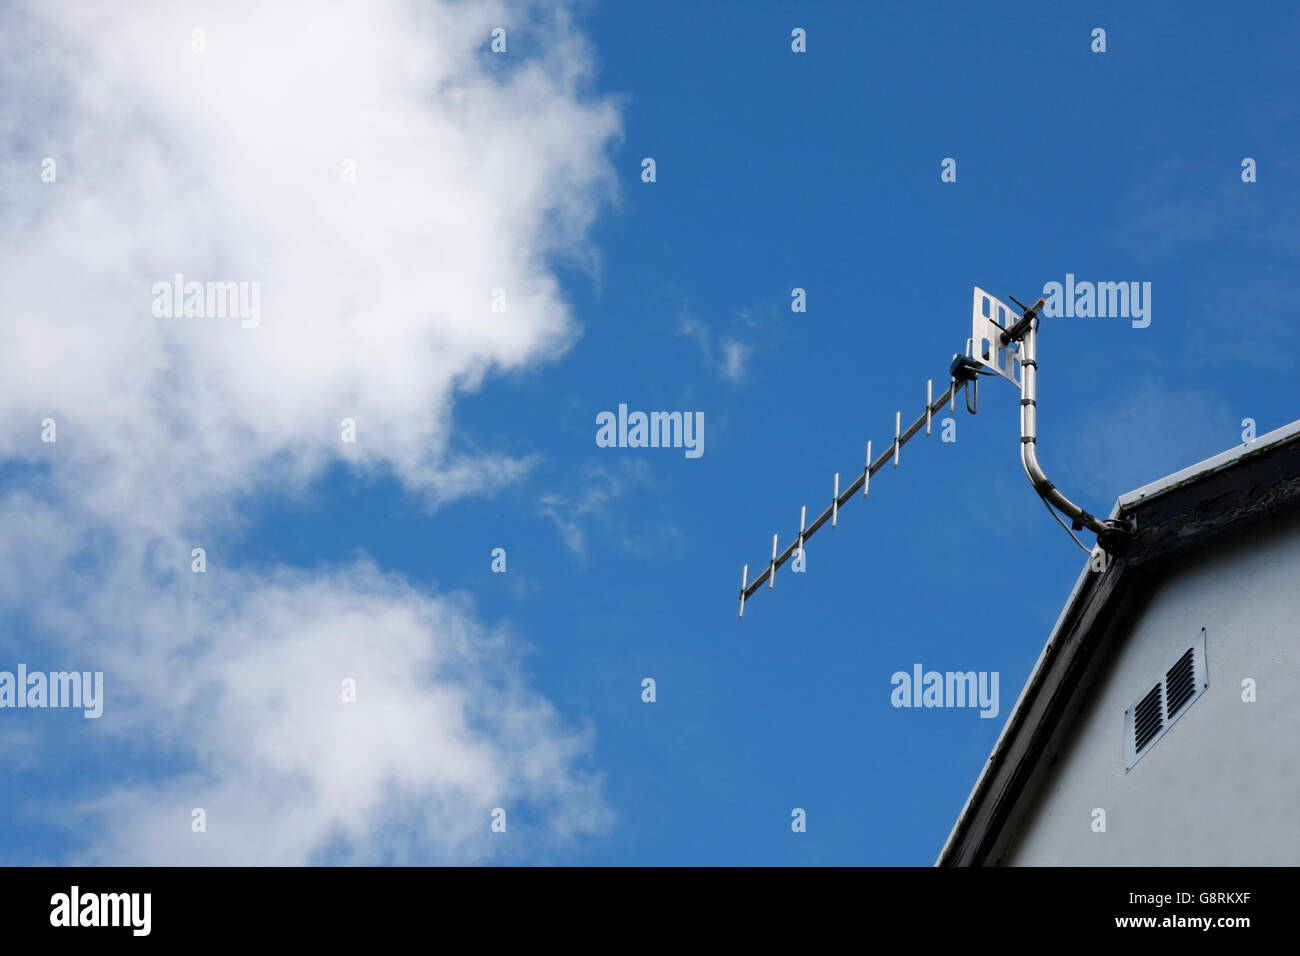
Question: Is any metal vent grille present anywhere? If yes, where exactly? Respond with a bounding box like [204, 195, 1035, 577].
[1124, 629, 1209, 772]
[1133, 683, 1164, 752]
[1165, 647, 1197, 717]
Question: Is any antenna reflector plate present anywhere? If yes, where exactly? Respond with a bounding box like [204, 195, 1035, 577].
[970, 287, 1022, 386]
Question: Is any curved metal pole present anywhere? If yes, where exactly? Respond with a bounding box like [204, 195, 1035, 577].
[1018, 316, 1109, 536]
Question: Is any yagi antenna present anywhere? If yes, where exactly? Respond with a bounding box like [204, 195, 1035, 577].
[737, 286, 1133, 619]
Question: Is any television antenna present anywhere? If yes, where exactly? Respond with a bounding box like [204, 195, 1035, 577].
[736, 287, 1133, 618]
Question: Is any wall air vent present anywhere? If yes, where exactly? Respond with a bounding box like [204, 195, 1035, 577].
[1123, 628, 1208, 772]
[1132, 683, 1164, 753]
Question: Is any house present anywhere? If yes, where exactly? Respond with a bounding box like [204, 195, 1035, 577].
[939, 419, 1300, 865]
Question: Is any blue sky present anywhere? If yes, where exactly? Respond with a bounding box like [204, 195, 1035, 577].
[1, 1, 1298, 865]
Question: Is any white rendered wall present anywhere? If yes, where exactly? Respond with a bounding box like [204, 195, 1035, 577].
[1001, 511, 1300, 865]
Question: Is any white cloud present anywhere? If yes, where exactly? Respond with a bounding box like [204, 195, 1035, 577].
[46, 559, 611, 865]
[718, 339, 753, 383]
[538, 462, 644, 557]
[678, 311, 752, 382]
[537, 461, 680, 560]
[0, 0, 619, 862]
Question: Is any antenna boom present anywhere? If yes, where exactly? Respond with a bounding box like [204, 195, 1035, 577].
[739, 378, 960, 606]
